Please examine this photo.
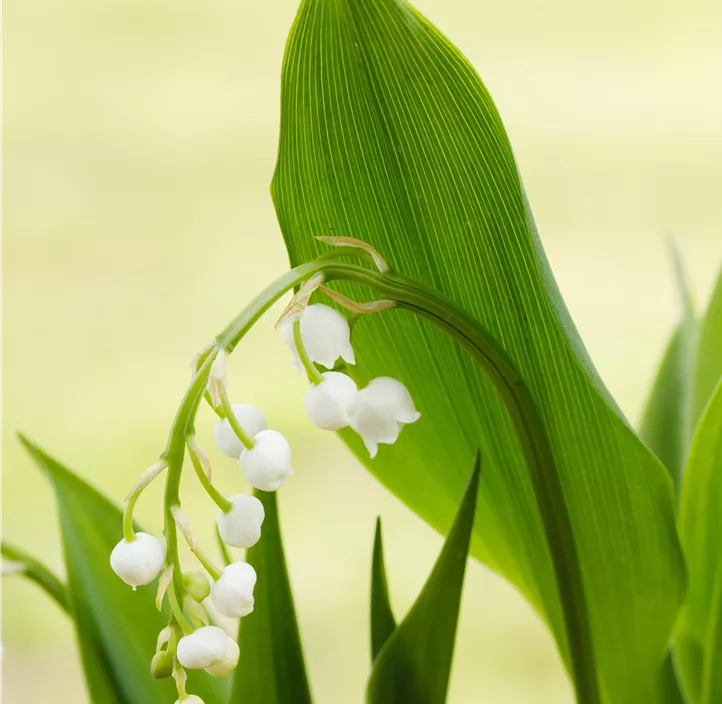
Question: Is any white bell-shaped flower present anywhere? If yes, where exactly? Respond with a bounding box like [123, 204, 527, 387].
[217, 494, 265, 548]
[240, 430, 293, 492]
[304, 371, 358, 431]
[214, 404, 266, 459]
[281, 304, 355, 371]
[349, 377, 421, 458]
[211, 561, 257, 618]
[175, 696, 205, 704]
[110, 532, 166, 587]
[204, 637, 239, 678]
[176, 626, 228, 669]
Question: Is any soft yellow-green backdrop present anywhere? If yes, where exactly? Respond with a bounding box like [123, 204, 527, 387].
[3, 0, 721, 701]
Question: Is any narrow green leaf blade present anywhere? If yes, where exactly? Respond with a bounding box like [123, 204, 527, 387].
[1, 540, 70, 613]
[639, 246, 697, 491]
[19, 435, 227, 704]
[700, 575, 722, 704]
[370, 517, 396, 661]
[692, 268, 722, 427]
[273, 1, 684, 700]
[654, 653, 687, 704]
[676, 381, 722, 702]
[640, 327, 695, 491]
[367, 455, 480, 704]
[231, 490, 312, 704]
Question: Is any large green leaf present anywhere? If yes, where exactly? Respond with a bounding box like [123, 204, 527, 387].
[231, 490, 312, 704]
[272, 1, 684, 701]
[19, 435, 227, 704]
[367, 455, 479, 703]
[676, 381, 722, 703]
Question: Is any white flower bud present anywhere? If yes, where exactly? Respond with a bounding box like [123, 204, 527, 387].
[204, 637, 239, 678]
[110, 532, 166, 587]
[281, 303, 355, 371]
[175, 696, 205, 704]
[240, 430, 293, 492]
[177, 626, 228, 669]
[349, 377, 421, 458]
[211, 562, 257, 618]
[304, 372, 358, 430]
[217, 494, 265, 548]
[214, 404, 267, 459]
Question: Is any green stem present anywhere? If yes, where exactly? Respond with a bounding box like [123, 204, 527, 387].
[219, 390, 256, 450]
[293, 320, 324, 384]
[187, 440, 233, 513]
[1, 541, 70, 613]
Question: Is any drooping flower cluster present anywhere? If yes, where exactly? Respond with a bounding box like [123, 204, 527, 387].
[282, 303, 420, 458]
[108, 270, 420, 704]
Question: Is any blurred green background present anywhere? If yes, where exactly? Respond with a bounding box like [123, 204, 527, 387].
[3, 0, 721, 701]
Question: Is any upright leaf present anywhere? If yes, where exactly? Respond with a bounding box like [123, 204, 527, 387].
[1, 540, 70, 613]
[19, 435, 226, 704]
[273, 0, 684, 700]
[640, 246, 697, 491]
[676, 381, 722, 703]
[370, 517, 396, 661]
[692, 268, 722, 427]
[366, 454, 480, 704]
[231, 490, 312, 704]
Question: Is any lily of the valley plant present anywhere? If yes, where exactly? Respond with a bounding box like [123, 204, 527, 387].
[4, 1, 722, 704]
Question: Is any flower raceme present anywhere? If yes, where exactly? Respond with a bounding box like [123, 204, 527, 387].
[110, 242, 423, 703]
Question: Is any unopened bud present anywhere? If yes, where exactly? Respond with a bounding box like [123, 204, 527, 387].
[183, 570, 211, 602]
[151, 649, 174, 679]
